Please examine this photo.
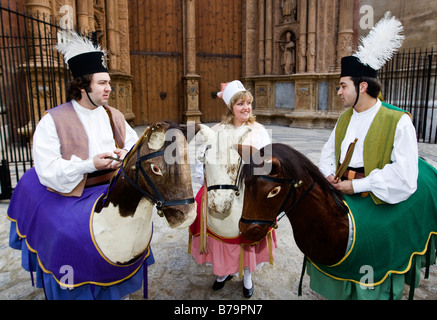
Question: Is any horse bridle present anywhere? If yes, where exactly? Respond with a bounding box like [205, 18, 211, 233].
[203, 144, 243, 196]
[239, 175, 315, 229]
[119, 145, 195, 214]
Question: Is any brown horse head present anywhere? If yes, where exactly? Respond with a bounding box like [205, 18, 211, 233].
[237, 145, 287, 242]
[238, 143, 346, 243]
[98, 121, 197, 229]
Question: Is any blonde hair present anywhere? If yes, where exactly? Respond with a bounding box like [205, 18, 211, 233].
[221, 90, 256, 125]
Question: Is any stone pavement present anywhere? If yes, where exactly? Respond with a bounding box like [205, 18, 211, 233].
[0, 124, 436, 300]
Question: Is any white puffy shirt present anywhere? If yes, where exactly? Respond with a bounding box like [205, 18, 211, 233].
[32, 100, 139, 193]
[319, 100, 418, 204]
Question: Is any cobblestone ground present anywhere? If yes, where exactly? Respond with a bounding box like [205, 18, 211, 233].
[1, 125, 436, 300]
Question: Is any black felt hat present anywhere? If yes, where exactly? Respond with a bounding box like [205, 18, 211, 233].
[340, 56, 378, 78]
[56, 30, 109, 79]
[67, 51, 108, 79]
[340, 12, 404, 80]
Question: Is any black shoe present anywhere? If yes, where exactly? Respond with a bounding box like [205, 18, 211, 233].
[212, 275, 233, 290]
[243, 285, 254, 298]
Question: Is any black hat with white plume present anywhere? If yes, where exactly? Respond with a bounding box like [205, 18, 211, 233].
[341, 12, 404, 78]
[56, 30, 108, 79]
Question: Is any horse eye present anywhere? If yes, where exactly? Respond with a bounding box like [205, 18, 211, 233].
[267, 186, 281, 198]
[150, 164, 162, 176]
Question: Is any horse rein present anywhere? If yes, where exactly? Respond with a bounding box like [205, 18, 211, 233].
[119, 145, 195, 214]
[239, 175, 315, 229]
[203, 144, 243, 196]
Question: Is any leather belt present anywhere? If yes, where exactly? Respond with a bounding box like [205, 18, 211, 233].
[342, 169, 365, 181]
[86, 169, 115, 187]
[341, 168, 368, 197]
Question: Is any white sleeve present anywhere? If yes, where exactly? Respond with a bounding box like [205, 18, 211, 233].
[352, 114, 418, 204]
[124, 121, 140, 151]
[319, 125, 337, 178]
[32, 114, 95, 193]
[257, 125, 272, 149]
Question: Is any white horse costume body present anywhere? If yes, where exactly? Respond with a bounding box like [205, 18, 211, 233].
[198, 124, 251, 238]
[190, 123, 277, 279]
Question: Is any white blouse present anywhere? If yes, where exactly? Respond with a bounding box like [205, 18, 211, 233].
[32, 100, 139, 193]
[319, 100, 418, 204]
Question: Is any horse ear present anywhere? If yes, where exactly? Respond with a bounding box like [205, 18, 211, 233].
[147, 123, 166, 150]
[171, 121, 201, 143]
[197, 124, 215, 142]
[235, 144, 258, 163]
[269, 156, 282, 177]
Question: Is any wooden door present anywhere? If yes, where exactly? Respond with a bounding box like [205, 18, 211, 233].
[196, 0, 243, 123]
[128, 0, 242, 125]
[128, 0, 183, 125]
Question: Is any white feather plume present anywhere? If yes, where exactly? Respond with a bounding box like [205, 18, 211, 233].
[56, 30, 106, 62]
[353, 11, 404, 71]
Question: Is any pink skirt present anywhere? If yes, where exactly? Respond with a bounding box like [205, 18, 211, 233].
[190, 228, 278, 277]
[189, 186, 278, 277]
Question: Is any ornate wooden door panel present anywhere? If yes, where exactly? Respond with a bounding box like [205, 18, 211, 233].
[196, 0, 242, 123]
[129, 0, 183, 125]
[129, 0, 242, 124]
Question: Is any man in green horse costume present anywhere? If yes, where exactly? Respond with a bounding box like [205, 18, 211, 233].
[315, 12, 437, 299]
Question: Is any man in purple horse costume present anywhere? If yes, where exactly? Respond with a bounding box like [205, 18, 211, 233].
[7, 30, 154, 300]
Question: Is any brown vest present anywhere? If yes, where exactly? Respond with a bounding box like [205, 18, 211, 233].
[47, 101, 126, 197]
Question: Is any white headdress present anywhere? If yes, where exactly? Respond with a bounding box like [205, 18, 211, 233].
[217, 80, 247, 105]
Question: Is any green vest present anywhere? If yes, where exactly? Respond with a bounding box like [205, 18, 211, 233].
[334, 102, 407, 205]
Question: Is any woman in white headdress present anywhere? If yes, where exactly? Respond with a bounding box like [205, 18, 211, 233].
[189, 80, 277, 298]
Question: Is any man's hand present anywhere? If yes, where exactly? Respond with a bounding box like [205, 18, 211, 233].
[93, 149, 129, 171]
[93, 152, 114, 170]
[326, 175, 355, 195]
[113, 148, 128, 161]
[111, 148, 129, 169]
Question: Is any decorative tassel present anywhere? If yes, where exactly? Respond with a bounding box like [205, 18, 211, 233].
[187, 233, 192, 254]
[239, 244, 244, 279]
[199, 185, 208, 254]
[268, 231, 274, 265]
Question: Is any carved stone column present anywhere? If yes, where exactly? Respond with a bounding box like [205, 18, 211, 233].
[183, 0, 202, 123]
[107, 0, 135, 124]
[297, 0, 307, 73]
[26, 0, 51, 16]
[87, 0, 95, 30]
[76, 0, 90, 32]
[258, 0, 265, 75]
[265, 0, 273, 74]
[106, 0, 119, 71]
[306, 0, 316, 73]
[24, 0, 54, 125]
[242, 0, 257, 77]
[26, 0, 51, 59]
[337, 0, 355, 70]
